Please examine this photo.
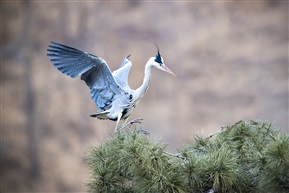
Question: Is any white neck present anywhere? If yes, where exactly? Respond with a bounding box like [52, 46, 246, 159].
[133, 60, 154, 101]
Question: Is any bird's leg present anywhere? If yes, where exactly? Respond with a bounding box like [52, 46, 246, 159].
[114, 113, 123, 133]
[119, 118, 143, 131]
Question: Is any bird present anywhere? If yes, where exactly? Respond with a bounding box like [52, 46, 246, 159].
[47, 41, 176, 133]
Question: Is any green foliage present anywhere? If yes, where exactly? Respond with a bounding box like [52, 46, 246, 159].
[86, 121, 289, 193]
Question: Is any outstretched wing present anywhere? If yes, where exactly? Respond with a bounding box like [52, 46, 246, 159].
[47, 41, 126, 112]
[112, 55, 132, 92]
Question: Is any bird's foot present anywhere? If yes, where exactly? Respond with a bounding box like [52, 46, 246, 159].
[119, 118, 143, 131]
[129, 118, 143, 125]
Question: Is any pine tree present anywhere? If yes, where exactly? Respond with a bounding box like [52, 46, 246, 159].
[86, 121, 289, 193]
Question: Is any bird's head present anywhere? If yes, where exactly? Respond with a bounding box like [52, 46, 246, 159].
[150, 43, 176, 77]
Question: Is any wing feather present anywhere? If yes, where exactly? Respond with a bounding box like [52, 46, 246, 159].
[47, 41, 127, 112]
[112, 55, 132, 92]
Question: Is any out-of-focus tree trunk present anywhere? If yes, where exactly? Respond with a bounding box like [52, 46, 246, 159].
[25, 57, 39, 177]
[21, 0, 39, 177]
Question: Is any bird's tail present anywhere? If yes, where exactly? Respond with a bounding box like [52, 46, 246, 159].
[90, 111, 109, 120]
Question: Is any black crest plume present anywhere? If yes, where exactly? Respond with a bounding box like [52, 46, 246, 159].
[152, 40, 162, 64]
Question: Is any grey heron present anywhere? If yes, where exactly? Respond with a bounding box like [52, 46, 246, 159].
[47, 41, 176, 132]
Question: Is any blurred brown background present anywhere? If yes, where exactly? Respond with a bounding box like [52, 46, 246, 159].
[1, 1, 288, 192]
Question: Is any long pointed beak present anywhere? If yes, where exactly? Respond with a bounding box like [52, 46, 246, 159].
[162, 65, 177, 77]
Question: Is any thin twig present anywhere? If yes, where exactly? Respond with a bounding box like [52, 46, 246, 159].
[207, 126, 227, 139]
[163, 151, 186, 160]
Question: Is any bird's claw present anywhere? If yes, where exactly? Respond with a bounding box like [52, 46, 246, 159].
[119, 118, 143, 131]
[125, 118, 143, 128]
[128, 118, 143, 126]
